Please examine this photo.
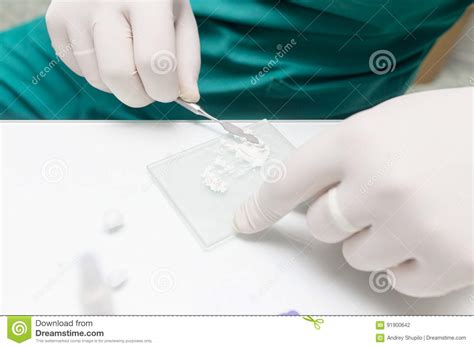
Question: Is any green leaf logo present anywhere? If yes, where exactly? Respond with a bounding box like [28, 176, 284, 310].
[7, 316, 32, 343]
[302, 315, 324, 330]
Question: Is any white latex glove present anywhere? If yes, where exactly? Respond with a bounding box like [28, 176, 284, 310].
[234, 87, 473, 297]
[46, 0, 200, 107]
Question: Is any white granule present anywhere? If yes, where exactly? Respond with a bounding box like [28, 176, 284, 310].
[201, 164, 229, 193]
[201, 134, 270, 193]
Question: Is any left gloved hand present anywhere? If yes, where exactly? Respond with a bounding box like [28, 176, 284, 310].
[46, 0, 201, 107]
[233, 87, 473, 297]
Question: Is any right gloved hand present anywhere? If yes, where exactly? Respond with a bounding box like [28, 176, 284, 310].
[233, 87, 473, 297]
[46, 0, 201, 107]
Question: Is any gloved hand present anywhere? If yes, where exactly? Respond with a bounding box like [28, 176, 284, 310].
[46, 0, 200, 107]
[234, 87, 473, 297]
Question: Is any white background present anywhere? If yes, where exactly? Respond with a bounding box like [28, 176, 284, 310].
[1, 121, 472, 315]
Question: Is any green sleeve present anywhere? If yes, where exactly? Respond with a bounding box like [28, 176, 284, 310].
[0, 0, 470, 120]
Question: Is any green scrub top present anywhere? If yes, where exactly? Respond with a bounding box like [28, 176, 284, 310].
[0, 0, 470, 120]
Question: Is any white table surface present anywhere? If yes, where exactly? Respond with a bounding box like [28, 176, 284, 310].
[1, 121, 472, 315]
